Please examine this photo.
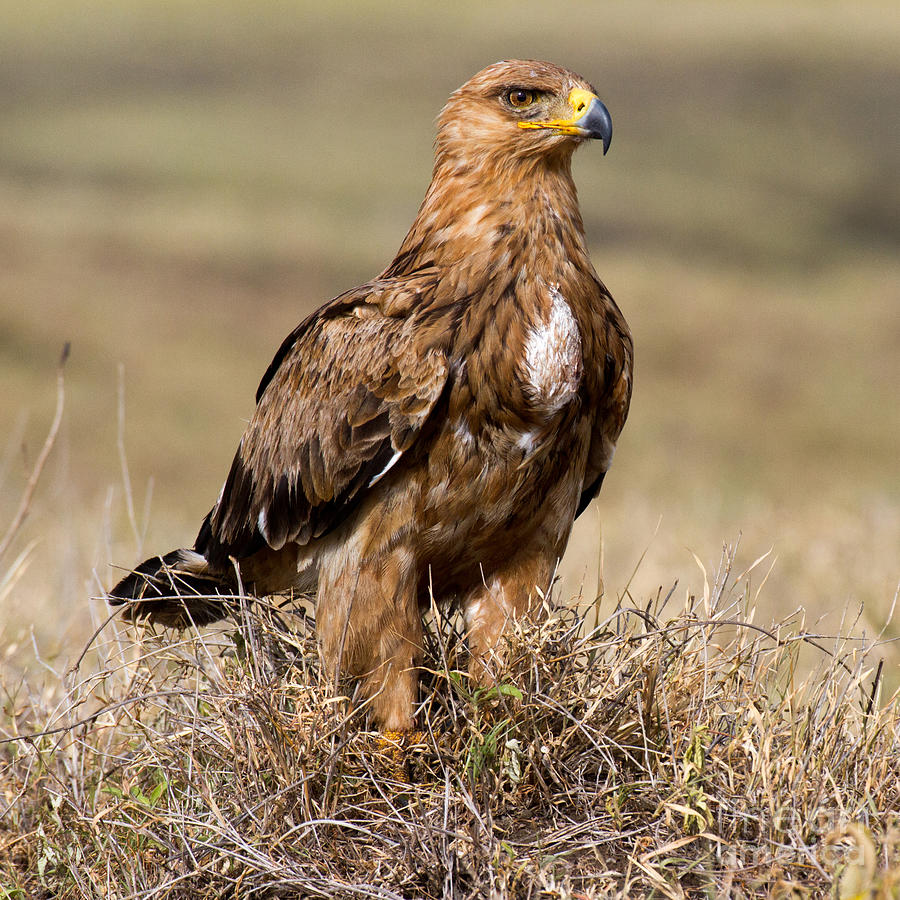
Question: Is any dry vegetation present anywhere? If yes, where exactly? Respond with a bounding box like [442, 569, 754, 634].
[2, 550, 899, 897]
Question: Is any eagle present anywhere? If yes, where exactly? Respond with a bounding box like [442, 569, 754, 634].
[109, 60, 633, 734]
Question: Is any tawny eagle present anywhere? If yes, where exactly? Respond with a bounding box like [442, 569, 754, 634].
[110, 60, 633, 732]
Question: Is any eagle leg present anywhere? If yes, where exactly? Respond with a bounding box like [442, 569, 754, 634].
[317, 540, 423, 732]
[462, 552, 553, 690]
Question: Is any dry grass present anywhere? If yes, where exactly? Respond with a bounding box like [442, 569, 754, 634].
[2, 548, 898, 898]
[0, 374, 897, 896]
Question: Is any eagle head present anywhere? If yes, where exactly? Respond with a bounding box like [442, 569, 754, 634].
[435, 59, 612, 167]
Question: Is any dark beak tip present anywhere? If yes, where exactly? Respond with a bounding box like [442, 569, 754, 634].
[594, 99, 612, 155]
[580, 97, 612, 154]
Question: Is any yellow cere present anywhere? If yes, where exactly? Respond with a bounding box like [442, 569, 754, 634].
[566, 88, 597, 117]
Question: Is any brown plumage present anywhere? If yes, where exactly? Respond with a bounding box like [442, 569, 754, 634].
[109, 60, 632, 732]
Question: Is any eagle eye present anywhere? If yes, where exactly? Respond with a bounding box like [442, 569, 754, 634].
[507, 89, 536, 109]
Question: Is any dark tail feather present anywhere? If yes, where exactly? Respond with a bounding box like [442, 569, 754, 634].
[108, 549, 233, 628]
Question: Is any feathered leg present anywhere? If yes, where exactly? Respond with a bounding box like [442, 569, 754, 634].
[462, 551, 553, 689]
[317, 541, 423, 732]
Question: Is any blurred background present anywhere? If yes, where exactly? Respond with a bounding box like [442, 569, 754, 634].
[1, 0, 898, 678]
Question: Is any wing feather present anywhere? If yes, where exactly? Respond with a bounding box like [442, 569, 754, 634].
[198, 285, 449, 567]
[577, 289, 633, 518]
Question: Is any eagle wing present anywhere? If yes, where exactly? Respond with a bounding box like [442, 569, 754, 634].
[198, 281, 449, 567]
[576, 282, 633, 517]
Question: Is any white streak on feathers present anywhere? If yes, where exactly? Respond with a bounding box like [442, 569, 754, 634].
[520, 286, 582, 413]
[368, 449, 403, 487]
[257, 508, 269, 542]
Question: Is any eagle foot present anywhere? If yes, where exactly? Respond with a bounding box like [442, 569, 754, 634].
[375, 730, 427, 784]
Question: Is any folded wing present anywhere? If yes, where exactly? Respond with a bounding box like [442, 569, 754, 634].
[197, 286, 449, 568]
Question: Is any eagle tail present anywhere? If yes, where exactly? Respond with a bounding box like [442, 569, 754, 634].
[108, 549, 233, 628]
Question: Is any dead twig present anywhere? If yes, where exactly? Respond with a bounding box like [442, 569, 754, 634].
[0, 343, 69, 562]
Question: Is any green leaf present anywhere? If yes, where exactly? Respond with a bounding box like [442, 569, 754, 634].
[148, 778, 167, 806]
[496, 683, 523, 701]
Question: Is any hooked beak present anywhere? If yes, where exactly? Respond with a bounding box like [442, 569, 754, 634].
[518, 87, 613, 154]
[573, 93, 613, 154]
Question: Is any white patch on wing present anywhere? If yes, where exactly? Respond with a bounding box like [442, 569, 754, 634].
[257, 508, 269, 542]
[368, 449, 403, 487]
[520, 286, 582, 413]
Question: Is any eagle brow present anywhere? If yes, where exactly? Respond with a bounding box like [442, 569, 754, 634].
[503, 85, 546, 98]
